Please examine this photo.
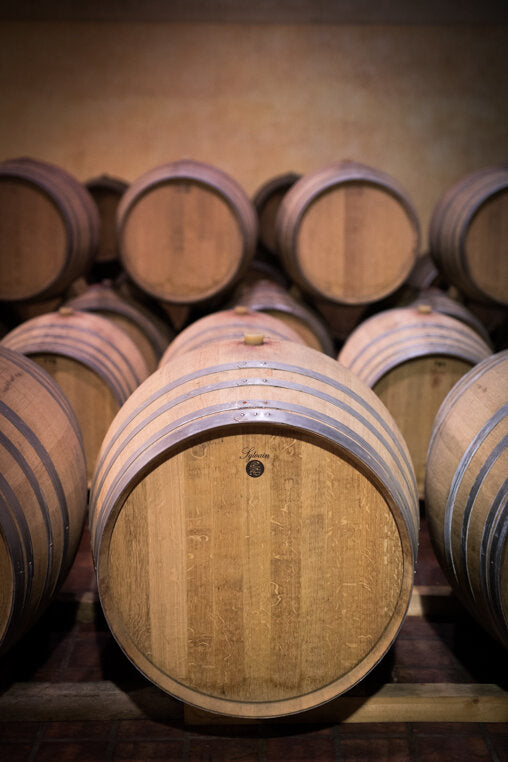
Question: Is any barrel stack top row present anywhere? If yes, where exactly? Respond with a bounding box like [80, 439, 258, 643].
[1, 156, 507, 310]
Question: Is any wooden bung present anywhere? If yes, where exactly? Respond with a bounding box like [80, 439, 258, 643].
[425, 350, 508, 649]
[243, 333, 264, 345]
[275, 160, 420, 305]
[0, 346, 88, 655]
[410, 288, 493, 346]
[338, 307, 492, 496]
[233, 276, 335, 355]
[117, 159, 258, 305]
[0, 157, 99, 301]
[89, 338, 419, 718]
[1, 311, 150, 479]
[429, 164, 508, 306]
[159, 308, 305, 366]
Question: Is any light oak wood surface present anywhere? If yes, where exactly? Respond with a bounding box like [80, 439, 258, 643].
[233, 277, 335, 355]
[276, 161, 420, 305]
[159, 307, 305, 365]
[117, 159, 258, 304]
[66, 281, 173, 373]
[0, 157, 99, 301]
[90, 338, 418, 717]
[429, 165, 508, 306]
[338, 307, 493, 496]
[0, 347, 87, 654]
[1, 309, 149, 479]
[425, 350, 508, 649]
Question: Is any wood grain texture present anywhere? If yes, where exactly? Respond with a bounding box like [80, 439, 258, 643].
[0, 346, 87, 654]
[118, 159, 258, 304]
[0, 157, 99, 301]
[276, 161, 420, 305]
[425, 350, 508, 649]
[338, 307, 493, 496]
[90, 338, 419, 717]
[233, 277, 334, 355]
[1, 309, 149, 479]
[66, 281, 173, 373]
[409, 288, 493, 346]
[158, 307, 305, 365]
[429, 165, 508, 306]
[1, 681, 506, 723]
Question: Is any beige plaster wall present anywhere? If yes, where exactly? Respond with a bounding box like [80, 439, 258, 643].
[1, 22, 507, 247]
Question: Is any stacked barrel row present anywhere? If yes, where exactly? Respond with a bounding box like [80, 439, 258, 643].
[0, 155, 506, 718]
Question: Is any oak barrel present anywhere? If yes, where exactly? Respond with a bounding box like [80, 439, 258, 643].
[233, 276, 335, 355]
[0, 346, 87, 654]
[338, 307, 492, 495]
[409, 288, 492, 347]
[90, 338, 419, 718]
[0, 157, 100, 301]
[1, 309, 149, 479]
[429, 164, 508, 306]
[159, 306, 305, 366]
[425, 350, 508, 648]
[66, 281, 173, 373]
[117, 159, 258, 304]
[275, 160, 420, 305]
[85, 174, 128, 264]
[252, 172, 301, 256]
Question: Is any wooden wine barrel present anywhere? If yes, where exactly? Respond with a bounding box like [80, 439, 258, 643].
[66, 281, 173, 373]
[1, 309, 149, 480]
[276, 160, 420, 305]
[312, 298, 370, 344]
[429, 165, 508, 306]
[0, 157, 100, 302]
[252, 172, 301, 256]
[85, 175, 128, 264]
[117, 159, 258, 304]
[338, 307, 492, 495]
[0, 346, 87, 654]
[8, 295, 64, 324]
[410, 288, 492, 347]
[233, 277, 335, 355]
[425, 351, 508, 648]
[90, 337, 419, 718]
[159, 306, 305, 366]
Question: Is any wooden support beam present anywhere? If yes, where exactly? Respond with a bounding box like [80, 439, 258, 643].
[0, 682, 506, 723]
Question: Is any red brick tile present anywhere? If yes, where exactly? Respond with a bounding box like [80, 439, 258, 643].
[117, 719, 185, 739]
[23, 634, 75, 682]
[0, 722, 41, 740]
[393, 638, 456, 667]
[34, 740, 111, 761]
[392, 665, 464, 683]
[189, 737, 260, 761]
[113, 740, 184, 760]
[0, 744, 32, 761]
[43, 721, 114, 739]
[334, 723, 407, 735]
[412, 723, 486, 735]
[265, 736, 335, 761]
[485, 723, 508, 733]
[489, 731, 508, 762]
[338, 736, 412, 761]
[414, 734, 491, 761]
